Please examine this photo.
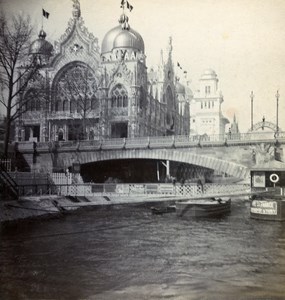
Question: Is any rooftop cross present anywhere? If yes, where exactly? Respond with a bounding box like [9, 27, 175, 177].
[72, 0, 81, 19]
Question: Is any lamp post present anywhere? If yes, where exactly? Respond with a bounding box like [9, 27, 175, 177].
[276, 90, 279, 136]
[250, 91, 254, 131]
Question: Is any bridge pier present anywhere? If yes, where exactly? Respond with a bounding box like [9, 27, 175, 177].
[161, 160, 170, 178]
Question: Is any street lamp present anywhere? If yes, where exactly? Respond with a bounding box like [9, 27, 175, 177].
[250, 91, 254, 131]
[275, 90, 279, 136]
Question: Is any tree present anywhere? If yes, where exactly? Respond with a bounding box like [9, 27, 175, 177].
[0, 13, 38, 157]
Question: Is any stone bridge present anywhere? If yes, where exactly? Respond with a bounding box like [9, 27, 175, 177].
[16, 131, 285, 180]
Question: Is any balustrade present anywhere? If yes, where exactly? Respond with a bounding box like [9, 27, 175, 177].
[16, 131, 285, 152]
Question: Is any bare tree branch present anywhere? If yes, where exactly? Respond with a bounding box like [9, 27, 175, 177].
[0, 12, 38, 157]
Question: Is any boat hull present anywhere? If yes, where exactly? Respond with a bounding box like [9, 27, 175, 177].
[151, 205, 176, 215]
[176, 198, 231, 218]
[250, 198, 285, 221]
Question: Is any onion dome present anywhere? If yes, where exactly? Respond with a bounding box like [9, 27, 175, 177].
[176, 81, 185, 94]
[29, 29, 53, 56]
[101, 13, 144, 54]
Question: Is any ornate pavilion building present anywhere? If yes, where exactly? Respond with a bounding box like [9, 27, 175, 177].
[16, 0, 190, 143]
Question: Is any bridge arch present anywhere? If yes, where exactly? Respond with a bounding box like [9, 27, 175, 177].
[249, 121, 280, 132]
[62, 149, 249, 179]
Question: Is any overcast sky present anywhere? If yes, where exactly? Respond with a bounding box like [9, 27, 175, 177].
[1, 0, 285, 132]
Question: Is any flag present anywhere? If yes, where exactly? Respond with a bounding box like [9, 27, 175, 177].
[126, 1, 133, 11]
[42, 9, 49, 19]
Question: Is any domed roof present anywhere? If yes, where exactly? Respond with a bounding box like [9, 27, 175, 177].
[113, 30, 144, 51]
[175, 81, 185, 94]
[201, 69, 217, 80]
[29, 30, 53, 56]
[185, 86, 193, 97]
[101, 14, 144, 54]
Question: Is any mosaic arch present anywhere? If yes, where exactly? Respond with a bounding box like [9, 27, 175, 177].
[51, 61, 99, 113]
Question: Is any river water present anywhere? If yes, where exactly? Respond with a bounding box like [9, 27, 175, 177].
[0, 199, 285, 300]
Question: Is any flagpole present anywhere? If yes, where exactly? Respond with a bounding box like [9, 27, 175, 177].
[41, 0, 44, 30]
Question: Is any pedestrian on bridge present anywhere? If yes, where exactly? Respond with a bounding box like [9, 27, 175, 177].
[197, 179, 204, 194]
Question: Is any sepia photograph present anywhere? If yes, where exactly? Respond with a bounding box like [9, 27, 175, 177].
[0, 0, 285, 299]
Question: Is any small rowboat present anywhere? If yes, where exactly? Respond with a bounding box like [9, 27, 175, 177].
[176, 197, 231, 217]
[151, 205, 176, 215]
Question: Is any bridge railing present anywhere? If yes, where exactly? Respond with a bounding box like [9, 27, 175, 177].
[15, 182, 251, 198]
[49, 183, 250, 197]
[17, 131, 285, 152]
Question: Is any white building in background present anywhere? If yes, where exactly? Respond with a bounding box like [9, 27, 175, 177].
[190, 69, 229, 136]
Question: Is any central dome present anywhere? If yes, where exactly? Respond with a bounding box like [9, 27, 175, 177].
[101, 15, 144, 54]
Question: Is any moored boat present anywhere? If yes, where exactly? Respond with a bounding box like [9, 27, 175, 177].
[250, 196, 285, 221]
[176, 197, 231, 217]
[250, 162, 285, 221]
[151, 205, 176, 215]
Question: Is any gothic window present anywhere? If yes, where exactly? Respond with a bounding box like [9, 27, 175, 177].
[53, 62, 98, 114]
[36, 100, 41, 111]
[70, 100, 76, 113]
[30, 99, 35, 111]
[139, 86, 145, 109]
[24, 89, 41, 112]
[63, 100, 69, 111]
[55, 100, 61, 112]
[86, 99, 91, 111]
[91, 96, 99, 110]
[123, 94, 128, 107]
[77, 97, 82, 113]
[58, 129, 64, 141]
[89, 129, 95, 140]
[111, 84, 128, 108]
[166, 86, 174, 110]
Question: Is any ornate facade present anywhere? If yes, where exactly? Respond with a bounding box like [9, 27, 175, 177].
[16, 0, 190, 142]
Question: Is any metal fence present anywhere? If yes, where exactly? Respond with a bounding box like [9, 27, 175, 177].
[48, 183, 250, 197]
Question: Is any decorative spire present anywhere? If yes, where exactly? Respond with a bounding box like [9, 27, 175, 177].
[118, 13, 130, 30]
[160, 50, 164, 66]
[168, 36, 173, 55]
[72, 0, 81, 19]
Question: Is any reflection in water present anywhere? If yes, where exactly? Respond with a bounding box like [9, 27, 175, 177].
[0, 200, 285, 300]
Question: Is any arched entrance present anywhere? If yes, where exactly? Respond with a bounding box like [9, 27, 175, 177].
[51, 61, 99, 141]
